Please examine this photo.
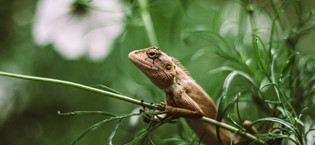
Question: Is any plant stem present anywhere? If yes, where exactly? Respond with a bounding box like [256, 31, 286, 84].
[138, 0, 159, 46]
[0, 71, 266, 144]
[201, 117, 267, 145]
[0, 71, 157, 109]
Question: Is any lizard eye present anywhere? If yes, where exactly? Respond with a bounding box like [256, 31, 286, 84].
[146, 47, 160, 59]
[165, 64, 172, 70]
[149, 52, 156, 56]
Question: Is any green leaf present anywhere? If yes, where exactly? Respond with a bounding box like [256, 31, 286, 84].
[217, 71, 238, 121]
[264, 100, 281, 104]
[108, 119, 122, 145]
[209, 66, 257, 87]
[216, 72, 240, 145]
[260, 82, 297, 119]
[126, 123, 163, 145]
[183, 25, 231, 50]
[251, 117, 303, 144]
[279, 53, 295, 79]
[218, 92, 240, 122]
[71, 113, 138, 145]
[269, 11, 282, 59]
[255, 34, 268, 54]
[253, 35, 271, 82]
[227, 114, 243, 130]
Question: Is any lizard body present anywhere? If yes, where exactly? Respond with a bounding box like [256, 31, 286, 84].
[128, 47, 234, 145]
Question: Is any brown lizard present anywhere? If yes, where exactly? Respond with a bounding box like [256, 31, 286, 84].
[128, 47, 256, 145]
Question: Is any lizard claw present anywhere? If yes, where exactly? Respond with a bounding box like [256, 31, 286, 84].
[141, 102, 176, 123]
[155, 105, 177, 123]
[158, 105, 173, 114]
[156, 102, 166, 111]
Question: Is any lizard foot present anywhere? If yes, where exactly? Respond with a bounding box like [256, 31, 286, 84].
[156, 102, 166, 111]
[139, 101, 160, 123]
[236, 120, 258, 144]
[156, 105, 177, 123]
[140, 102, 177, 124]
[243, 120, 258, 134]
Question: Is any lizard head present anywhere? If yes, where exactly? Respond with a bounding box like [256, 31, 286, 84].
[128, 47, 177, 90]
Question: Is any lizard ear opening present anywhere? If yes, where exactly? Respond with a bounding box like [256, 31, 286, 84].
[165, 64, 172, 70]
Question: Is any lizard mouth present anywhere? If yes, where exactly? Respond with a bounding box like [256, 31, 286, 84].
[128, 52, 159, 70]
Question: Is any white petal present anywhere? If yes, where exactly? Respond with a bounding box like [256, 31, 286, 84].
[86, 24, 123, 61]
[33, 0, 72, 44]
[32, 0, 127, 60]
[54, 21, 87, 59]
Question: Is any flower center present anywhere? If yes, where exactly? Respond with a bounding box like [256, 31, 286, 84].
[71, 0, 92, 17]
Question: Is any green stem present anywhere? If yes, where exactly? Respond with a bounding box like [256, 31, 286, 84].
[138, 0, 159, 46]
[72, 113, 139, 145]
[58, 110, 117, 117]
[0, 71, 157, 110]
[0, 71, 266, 144]
[201, 117, 267, 145]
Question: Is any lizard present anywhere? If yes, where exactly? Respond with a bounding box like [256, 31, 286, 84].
[128, 47, 257, 145]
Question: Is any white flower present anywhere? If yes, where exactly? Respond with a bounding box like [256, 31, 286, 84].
[33, 0, 127, 60]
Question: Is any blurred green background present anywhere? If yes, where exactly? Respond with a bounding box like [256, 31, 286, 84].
[0, 0, 314, 145]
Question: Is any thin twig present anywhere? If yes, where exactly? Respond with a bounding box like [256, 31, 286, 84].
[0, 71, 266, 144]
[0, 71, 157, 110]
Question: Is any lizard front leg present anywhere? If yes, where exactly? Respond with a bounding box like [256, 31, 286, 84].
[164, 92, 204, 119]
